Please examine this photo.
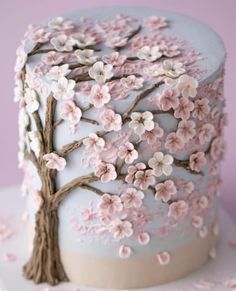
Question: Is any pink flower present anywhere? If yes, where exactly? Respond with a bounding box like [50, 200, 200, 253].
[119, 245, 133, 258]
[102, 52, 127, 66]
[48, 16, 74, 31]
[0, 223, 12, 242]
[137, 232, 150, 245]
[140, 123, 164, 144]
[100, 108, 122, 132]
[155, 180, 177, 202]
[192, 215, 204, 229]
[41, 51, 64, 65]
[168, 200, 189, 220]
[51, 77, 75, 101]
[192, 98, 210, 120]
[189, 151, 207, 172]
[134, 169, 155, 190]
[99, 193, 123, 213]
[117, 142, 138, 164]
[144, 16, 168, 30]
[105, 35, 128, 49]
[165, 132, 184, 153]
[95, 162, 117, 183]
[159, 44, 181, 57]
[177, 120, 196, 142]
[158, 88, 180, 111]
[83, 133, 105, 151]
[50, 34, 75, 52]
[174, 97, 194, 120]
[210, 137, 225, 161]
[224, 278, 236, 289]
[148, 152, 173, 177]
[30, 27, 51, 43]
[125, 163, 146, 184]
[176, 74, 199, 98]
[137, 46, 162, 62]
[198, 124, 215, 145]
[121, 188, 144, 208]
[156, 251, 171, 266]
[109, 219, 133, 240]
[60, 100, 82, 123]
[90, 84, 111, 108]
[46, 64, 71, 81]
[43, 153, 66, 171]
[120, 75, 144, 90]
[2, 253, 17, 262]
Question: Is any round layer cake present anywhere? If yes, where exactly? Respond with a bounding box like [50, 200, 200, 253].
[15, 6, 226, 289]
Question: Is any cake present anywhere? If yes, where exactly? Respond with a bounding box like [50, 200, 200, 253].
[15, 6, 227, 289]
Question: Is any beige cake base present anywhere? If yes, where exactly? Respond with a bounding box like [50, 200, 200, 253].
[60, 234, 216, 289]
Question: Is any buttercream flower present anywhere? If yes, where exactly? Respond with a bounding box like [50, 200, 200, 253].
[119, 245, 132, 259]
[157, 251, 171, 266]
[51, 77, 75, 101]
[174, 97, 194, 120]
[24, 88, 39, 113]
[83, 133, 105, 151]
[129, 111, 154, 136]
[60, 100, 82, 123]
[90, 84, 111, 108]
[99, 193, 123, 213]
[192, 98, 210, 120]
[183, 181, 195, 194]
[72, 33, 96, 48]
[134, 169, 155, 190]
[168, 200, 189, 220]
[121, 188, 144, 208]
[95, 162, 117, 183]
[120, 75, 144, 90]
[50, 34, 75, 52]
[46, 64, 71, 81]
[158, 88, 180, 111]
[48, 16, 74, 31]
[109, 219, 133, 240]
[148, 152, 173, 177]
[198, 123, 215, 145]
[15, 46, 27, 72]
[125, 163, 146, 184]
[30, 28, 51, 43]
[137, 232, 150, 245]
[43, 153, 66, 171]
[143, 16, 168, 30]
[155, 180, 177, 202]
[105, 35, 128, 48]
[89, 61, 113, 84]
[28, 131, 41, 157]
[176, 74, 199, 98]
[192, 215, 204, 229]
[189, 151, 207, 172]
[140, 123, 164, 144]
[41, 51, 64, 65]
[100, 108, 122, 131]
[177, 120, 196, 142]
[165, 132, 184, 153]
[74, 49, 97, 65]
[137, 46, 162, 62]
[117, 142, 138, 164]
[102, 52, 127, 66]
[159, 44, 181, 58]
[158, 60, 185, 78]
[210, 137, 225, 161]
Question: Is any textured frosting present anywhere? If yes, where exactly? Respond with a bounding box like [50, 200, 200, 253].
[15, 6, 226, 288]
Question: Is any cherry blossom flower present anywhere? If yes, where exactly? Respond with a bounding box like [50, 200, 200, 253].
[30, 27, 51, 43]
[99, 193, 123, 213]
[60, 100, 82, 124]
[199, 196, 209, 209]
[183, 181, 195, 194]
[51, 77, 75, 101]
[174, 97, 194, 120]
[134, 169, 155, 190]
[95, 162, 117, 183]
[192, 215, 204, 229]
[105, 35, 128, 48]
[158, 88, 180, 111]
[46, 64, 71, 81]
[159, 44, 181, 58]
[109, 219, 133, 240]
[157, 251, 171, 266]
[192, 98, 210, 120]
[48, 16, 74, 31]
[158, 60, 185, 78]
[144, 16, 168, 30]
[120, 75, 144, 90]
[28, 131, 41, 157]
[210, 137, 225, 161]
[137, 46, 162, 62]
[177, 120, 196, 142]
[43, 152, 66, 171]
[198, 123, 215, 145]
[189, 151, 207, 172]
[140, 123, 164, 144]
[148, 152, 173, 177]
[176, 74, 199, 98]
[102, 52, 127, 66]
[72, 33, 96, 48]
[137, 232, 150, 245]
[165, 132, 184, 153]
[100, 108, 122, 131]
[41, 51, 64, 65]
[199, 226, 208, 238]
[125, 163, 146, 184]
[224, 278, 236, 289]
[89, 61, 113, 84]
[50, 34, 75, 51]
[117, 142, 138, 164]
[129, 111, 154, 136]
[89, 84, 111, 108]
[155, 180, 177, 202]
[121, 188, 144, 208]
[119, 245, 132, 258]
[74, 49, 97, 65]
[15, 46, 27, 72]
[83, 133, 105, 151]
[168, 200, 189, 220]
[24, 88, 39, 113]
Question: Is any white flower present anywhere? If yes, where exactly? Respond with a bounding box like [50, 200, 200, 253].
[51, 77, 75, 101]
[120, 75, 144, 90]
[28, 131, 41, 157]
[88, 61, 113, 84]
[46, 64, 71, 81]
[50, 34, 75, 52]
[74, 49, 97, 65]
[24, 88, 39, 113]
[137, 46, 162, 62]
[158, 60, 186, 78]
[148, 152, 173, 177]
[129, 111, 154, 136]
[72, 33, 96, 48]
[48, 17, 74, 31]
[176, 74, 199, 98]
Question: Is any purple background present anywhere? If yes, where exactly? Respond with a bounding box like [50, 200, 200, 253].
[0, 0, 235, 218]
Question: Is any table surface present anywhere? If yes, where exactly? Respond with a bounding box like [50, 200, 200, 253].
[0, 186, 236, 291]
